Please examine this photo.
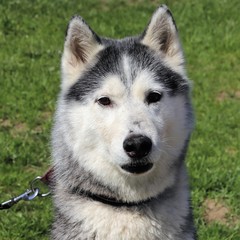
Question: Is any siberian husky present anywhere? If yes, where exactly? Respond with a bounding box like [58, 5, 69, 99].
[51, 5, 196, 240]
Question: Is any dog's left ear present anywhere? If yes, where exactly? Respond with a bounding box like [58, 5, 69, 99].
[141, 5, 184, 73]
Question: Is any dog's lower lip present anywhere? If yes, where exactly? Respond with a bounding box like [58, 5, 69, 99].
[121, 162, 153, 174]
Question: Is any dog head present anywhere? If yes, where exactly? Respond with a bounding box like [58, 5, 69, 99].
[53, 5, 194, 201]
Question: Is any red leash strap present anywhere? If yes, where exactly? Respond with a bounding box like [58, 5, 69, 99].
[40, 167, 54, 186]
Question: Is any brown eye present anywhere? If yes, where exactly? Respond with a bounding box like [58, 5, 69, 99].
[97, 96, 112, 106]
[146, 91, 162, 104]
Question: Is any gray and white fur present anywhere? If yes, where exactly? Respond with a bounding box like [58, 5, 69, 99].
[51, 5, 196, 240]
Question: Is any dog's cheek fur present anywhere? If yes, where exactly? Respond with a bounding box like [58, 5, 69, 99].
[55, 100, 131, 190]
[160, 95, 191, 158]
[59, 103, 114, 171]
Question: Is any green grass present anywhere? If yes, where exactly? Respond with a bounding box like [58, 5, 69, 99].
[0, 0, 239, 239]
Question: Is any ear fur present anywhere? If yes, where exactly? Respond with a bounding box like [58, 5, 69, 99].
[141, 5, 185, 74]
[61, 16, 103, 90]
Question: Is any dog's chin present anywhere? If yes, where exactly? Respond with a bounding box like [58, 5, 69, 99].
[121, 161, 153, 174]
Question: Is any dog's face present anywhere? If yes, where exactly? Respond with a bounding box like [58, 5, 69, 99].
[53, 6, 193, 201]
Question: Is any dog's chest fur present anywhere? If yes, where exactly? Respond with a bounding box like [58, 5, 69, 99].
[52, 166, 195, 240]
[52, 200, 192, 240]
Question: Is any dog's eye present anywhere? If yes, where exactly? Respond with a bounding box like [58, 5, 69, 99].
[146, 91, 162, 104]
[97, 97, 112, 106]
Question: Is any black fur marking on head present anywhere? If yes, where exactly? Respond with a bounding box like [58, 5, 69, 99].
[154, 64, 189, 96]
[65, 38, 189, 102]
[65, 45, 121, 102]
[123, 40, 189, 95]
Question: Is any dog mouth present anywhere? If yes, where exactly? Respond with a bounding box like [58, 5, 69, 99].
[121, 162, 153, 174]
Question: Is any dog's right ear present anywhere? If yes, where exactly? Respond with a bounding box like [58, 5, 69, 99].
[61, 16, 103, 90]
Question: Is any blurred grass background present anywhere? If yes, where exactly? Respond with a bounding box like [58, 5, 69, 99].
[0, 0, 239, 239]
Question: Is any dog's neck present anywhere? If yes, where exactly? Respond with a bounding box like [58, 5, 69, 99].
[48, 165, 177, 208]
[51, 158, 125, 201]
[50, 150, 186, 208]
[70, 187, 153, 207]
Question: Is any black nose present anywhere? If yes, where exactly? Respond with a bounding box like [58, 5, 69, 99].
[123, 135, 152, 159]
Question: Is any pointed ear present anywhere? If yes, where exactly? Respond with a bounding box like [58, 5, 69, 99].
[141, 5, 185, 73]
[61, 16, 103, 90]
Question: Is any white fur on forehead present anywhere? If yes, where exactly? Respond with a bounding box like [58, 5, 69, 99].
[61, 17, 104, 91]
[141, 5, 185, 75]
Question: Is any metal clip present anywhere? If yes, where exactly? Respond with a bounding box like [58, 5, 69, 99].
[0, 175, 51, 210]
[30, 176, 51, 197]
[0, 188, 39, 210]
